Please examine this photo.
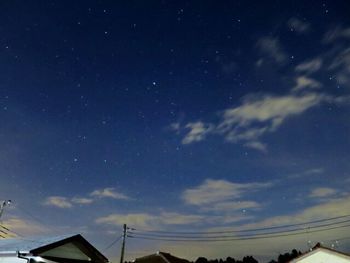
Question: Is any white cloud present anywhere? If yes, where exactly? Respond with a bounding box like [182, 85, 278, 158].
[182, 121, 214, 144]
[257, 37, 287, 64]
[174, 91, 346, 150]
[243, 141, 267, 153]
[71, 197, 94, 205]
[43, 188, 130, 209]
[44, 196, 73, 208]
[90, 187, 129, 200]
[288, 18, 310, 33]
[96, 213, 155, 228]
[309, 187, 338, 198]
[96, 212, 205, 229]
[220, 93, 324, 128]
[217, 92, 326, 143]
[292, 76, 322, 92]
[295, 58, 323, 74]
[182, 179, 271, 206]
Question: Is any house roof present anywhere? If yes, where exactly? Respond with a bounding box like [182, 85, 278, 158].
[0, 234, 108, 263]
[134, 251, 190, 263]
[0, 234, 73, 253]
[289, 243, 350, 263]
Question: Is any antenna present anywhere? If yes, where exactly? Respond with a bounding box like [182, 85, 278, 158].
[0, 200, 11, 221]
[307, 240, 313, 251]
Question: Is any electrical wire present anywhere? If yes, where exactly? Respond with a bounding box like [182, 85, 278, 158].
[128, 223, 350, 242]
[0, 229, 8, 235]
[16, 206, 49, 227]
[131, 214, 350, 235]
[128, 218, 350, 239]
[104, 235, 123, 251]
[0, 228, 16, 238]
[0, 224, 23, 238]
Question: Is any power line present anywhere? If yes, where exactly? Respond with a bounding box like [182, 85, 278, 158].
[129, 218, 350, 239]
[0, 229, 9, 235]
[0, 227, 16, 238]
[104, 235, 123, 251]
[128, 223, 350, 242]
[16, 206, 49, 226]
[132, 214, 350, 235]
[0, 224, 23, 238]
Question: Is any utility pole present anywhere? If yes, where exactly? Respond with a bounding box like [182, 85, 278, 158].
[0, 200, 11, 220]
[120, 224, 127, 263]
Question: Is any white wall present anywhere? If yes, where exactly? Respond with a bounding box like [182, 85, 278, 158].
[0, 256, 28, 263]
[296, 250, 350, 263]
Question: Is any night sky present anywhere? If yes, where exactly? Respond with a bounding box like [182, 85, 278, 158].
[1, 0, 350, 262]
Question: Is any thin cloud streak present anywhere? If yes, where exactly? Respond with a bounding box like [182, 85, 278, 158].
[44, 196, 73, 208]
[182, 179, 271, 208]
[43, 187, 130, 209]
[90, 187, 130, 200]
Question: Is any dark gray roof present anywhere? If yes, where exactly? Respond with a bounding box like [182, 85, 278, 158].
[135, 252, 190, 263]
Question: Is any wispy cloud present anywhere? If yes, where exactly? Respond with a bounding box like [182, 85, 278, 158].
[182, 122, 214, 144]
[288, 168, 324, 179]
[172, 91, 347, 151]
[218, 93, 324, 133]
[308, 187, 338, 198]
[182, 179, 270, 211]
[96, 213, 155, 228]
[295, 58, 323, 74]
[287, 18, 310, 34]
[71, 197, 94, 205]
[292, 76, 322, 92]
[323, 26, 350, 43]
[243, 141, 267, 152]
[256, 36, 287, 64]
[44, 187, 129, 209]
[329, 47, 350, 85]
[90, 187, 129, 200]
[96, 212, 205, 229]
[44, 196, 73, 208]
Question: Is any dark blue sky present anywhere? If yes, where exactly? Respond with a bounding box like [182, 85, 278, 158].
[1, 1, 350, 261]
